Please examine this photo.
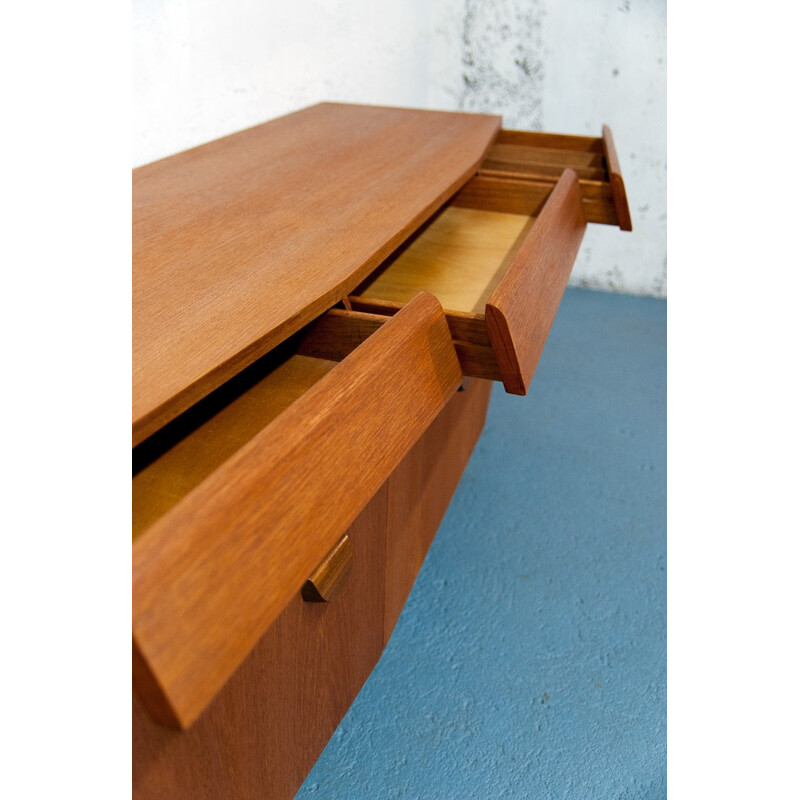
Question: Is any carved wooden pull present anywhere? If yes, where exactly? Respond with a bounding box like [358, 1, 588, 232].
[301, 535, 353, 602]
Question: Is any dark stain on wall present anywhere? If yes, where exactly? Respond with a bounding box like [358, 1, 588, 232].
[456, 0, 545, 130]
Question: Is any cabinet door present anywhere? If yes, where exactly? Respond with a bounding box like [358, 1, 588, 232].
[133, 486, 388, 800]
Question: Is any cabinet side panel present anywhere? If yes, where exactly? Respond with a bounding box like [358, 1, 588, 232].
[384, 378, 492, 643]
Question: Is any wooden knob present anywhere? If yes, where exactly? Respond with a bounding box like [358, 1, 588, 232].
[301, 535, 353, 602]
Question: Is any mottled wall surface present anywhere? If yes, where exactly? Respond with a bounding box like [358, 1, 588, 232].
[133, 0, 666, 293]
[457, 0, 545, 130]
[430, 0, 666, 296]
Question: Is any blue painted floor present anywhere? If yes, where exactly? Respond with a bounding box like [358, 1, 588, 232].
[297, 288, 666, 799]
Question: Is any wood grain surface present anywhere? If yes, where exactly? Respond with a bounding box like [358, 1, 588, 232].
[348, 297, 492, 348]
[452, 174, 618, 224]
[485, 169, 587, 395]
[133, 103, 500, 445]
[456, 125, 632, 232]
[343, 299, 503, 382]
[132, 292, 462, 729]
[295, 308, 387, 362]
[486, 142, 605, 169]
[132, 353, 337, 541]
[495, 128, 604, 152]
[358, 206, 534, 314]
[384, 378, 492, 641]
[602, 124, 633, 231]
[482, 143, 607, 181]
[133, 376, 492, 800]
[133, 486, 389, 800]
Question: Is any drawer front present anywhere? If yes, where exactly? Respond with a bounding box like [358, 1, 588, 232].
[133, 486, 388, 800]
[133, 291, 461, 730]
[485, 168, 587, 394]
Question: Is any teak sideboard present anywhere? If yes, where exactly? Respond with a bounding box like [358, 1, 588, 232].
[132, 102, 631, 799]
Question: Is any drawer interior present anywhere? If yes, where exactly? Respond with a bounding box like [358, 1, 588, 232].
[354, 126, 626, 324]
[481, 128, 607, 181]
[349, 124, 634, 392]
[455, 127, 631, 230]
[351, 158, 588, 394]
[351, 196, 538, 387]
[351, 197, 538, 385]
[352, 127, 612, 321]
[132, 295, 443, 541]
[132, 345, 338, 541]
[355, 204, 534, 315]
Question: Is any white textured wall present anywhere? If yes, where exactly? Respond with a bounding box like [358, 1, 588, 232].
[133, 0, 434, 166]
[429, 0, 666, 296]
[133, 0, 666, 296]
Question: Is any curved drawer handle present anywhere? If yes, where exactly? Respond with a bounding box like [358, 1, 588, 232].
[302, 535, 353, 602]
[601, 125, 632, 232]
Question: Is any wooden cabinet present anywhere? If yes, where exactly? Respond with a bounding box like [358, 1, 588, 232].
[132, 102, 630, 799]
[133, 378, 493, 800]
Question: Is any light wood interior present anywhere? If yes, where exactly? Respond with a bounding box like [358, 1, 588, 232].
[357, 205, 535, 314]
[133, 354, 337, 540]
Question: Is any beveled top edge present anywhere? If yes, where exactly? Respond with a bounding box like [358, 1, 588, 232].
[133, 103, 501, 444]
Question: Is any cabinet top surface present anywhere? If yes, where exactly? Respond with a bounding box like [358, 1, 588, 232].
[133, 102, 501, 444]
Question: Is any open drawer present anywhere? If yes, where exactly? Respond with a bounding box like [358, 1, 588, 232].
[349, 126, 631, 395]
[459, 125, 632, 231]
[350, 169, 585, 395]
[132, 292, 461, 730]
